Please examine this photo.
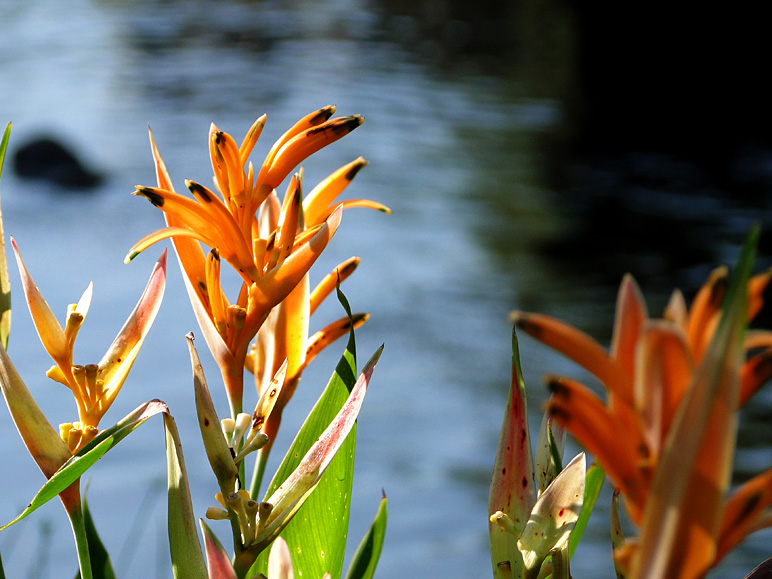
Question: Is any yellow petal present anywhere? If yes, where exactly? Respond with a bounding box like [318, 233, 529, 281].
[11, 238, 68, 364]
[715, 466, 772, 563]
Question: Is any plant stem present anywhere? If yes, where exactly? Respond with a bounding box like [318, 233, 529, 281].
[68, 503, 93, 579]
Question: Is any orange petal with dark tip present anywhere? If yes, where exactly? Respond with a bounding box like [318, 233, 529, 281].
[304, 313, 369, 372]
[545, 375, 647, 522]
[686, 266, 728, 360]
[239, 115, 267, 168]
[303, 158, 368, 226]
[611, 274, 648, 382]
[262, 106, 337, 172]
[716, 466, 772, 564]
[748, 268, 772, 322]
[511, 311, 634, 405]
[306, 199, 391, 227]
[260, 116, 364, 190]
[740, 349, 772, 407]
[309, 257, 360, 315]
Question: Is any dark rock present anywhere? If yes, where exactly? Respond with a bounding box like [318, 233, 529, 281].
[13, 136, 104, 189]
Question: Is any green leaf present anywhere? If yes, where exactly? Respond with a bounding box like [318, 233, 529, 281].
[568, 462, 605, 558]
[74, 495, 116, 579]
[345, 493, 388, 579]
[1, 400, 168, 530]
[0, 122, 11, 348]
[165, 413, 207, 579]
[251, 286, 359, 578]
[0, 547, 6, 579]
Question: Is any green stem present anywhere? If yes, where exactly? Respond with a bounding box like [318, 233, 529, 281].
[68, 504, 93, 579]
[249, 447, 269, 500]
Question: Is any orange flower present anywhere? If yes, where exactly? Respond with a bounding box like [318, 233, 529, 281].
[512, 260, 772, 578]
[126, 107, 388, 416]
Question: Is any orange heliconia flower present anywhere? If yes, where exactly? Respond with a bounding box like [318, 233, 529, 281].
[126, 107, 388, 416]
[512, 266, 772, 578]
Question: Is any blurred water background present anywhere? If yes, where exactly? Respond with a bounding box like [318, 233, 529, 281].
[2, 1, 772, 577]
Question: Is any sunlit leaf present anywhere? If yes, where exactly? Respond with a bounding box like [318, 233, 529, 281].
[345, 493, 388, 579]
[568, 462, 605, 558]
[251, 286, 359, 578]
[165, 413, 207, 579]
[74, 495, 116, 579]
[1, 400, 167, 529]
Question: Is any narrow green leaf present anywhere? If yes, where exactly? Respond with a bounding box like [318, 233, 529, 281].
[0, 122, 10, 348]
[568, 463, 605, 558]
[251, 286, 359, 578]
[1, 400, 168, 529]
[345, 493, 388, 579]
[200, 519, 237, 579]
[74, 496, 116, 579]
[0, 547, 6, 579]
[165, 413, 207, 579]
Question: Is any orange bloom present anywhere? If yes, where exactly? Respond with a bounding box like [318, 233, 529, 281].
[512, 264, 772, 577]
[126, 107, 388, 416]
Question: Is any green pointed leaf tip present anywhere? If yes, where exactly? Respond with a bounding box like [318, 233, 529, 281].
[166, 414, 207, 579]
[345, 493, 388, 579]
[1, 400, 168, 530]
[0, 123, 10, 349]
[489, 327, 536, 577]
[200, 519, 237, 579]
[518, 453, 586, 573]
